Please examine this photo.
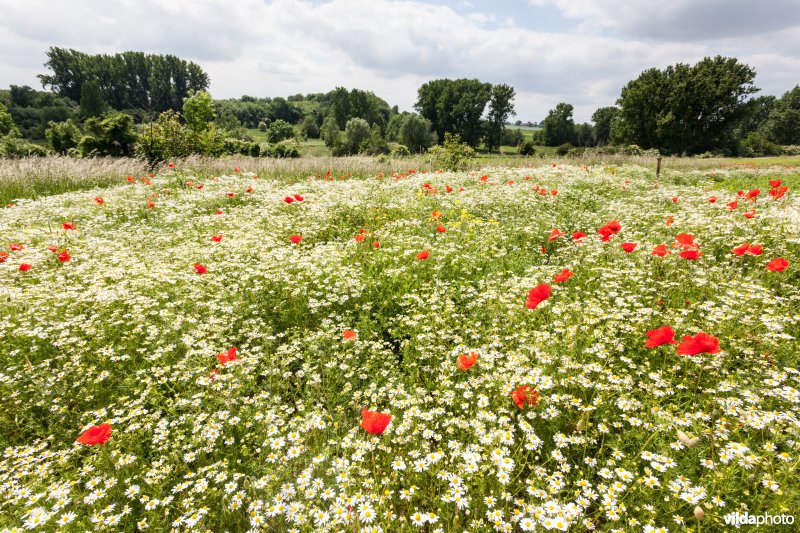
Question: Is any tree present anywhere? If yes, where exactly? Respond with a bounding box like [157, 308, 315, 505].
[591, 106, 617, 146]
[300, 115, 319, 139]
[399, 114, 437, 153]
[484, 83, 516, 151]
[266, 119, 296, 143]
[342, 117, 371, 154]
[0, 102, 20, 137]
[45, 119, 81, 154]
[78, 112, 137, 157]
[761, 85, 800, 145]
[320, 114, 340, 147]
[415, 79, 493, 147]
[80, 80, 106, 118]
[183, 90, 215, 133]
[543, 103, 576, 146]
[613, 56, 758, 154]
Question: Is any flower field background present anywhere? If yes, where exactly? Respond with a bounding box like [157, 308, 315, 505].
[0, 160, 798, 532]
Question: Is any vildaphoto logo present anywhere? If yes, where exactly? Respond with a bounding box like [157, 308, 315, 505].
[723, 512, 795, 526]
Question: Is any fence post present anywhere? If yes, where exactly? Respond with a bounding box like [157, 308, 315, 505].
[656, 156, 662, 178]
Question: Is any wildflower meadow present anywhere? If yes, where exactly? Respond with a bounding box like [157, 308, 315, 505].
[0, 161, 798, 532]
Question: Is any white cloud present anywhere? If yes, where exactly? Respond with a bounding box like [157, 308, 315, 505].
[0, 0, 798, 122]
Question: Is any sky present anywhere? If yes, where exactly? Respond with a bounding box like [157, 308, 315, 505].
[1, 0, 799, 122]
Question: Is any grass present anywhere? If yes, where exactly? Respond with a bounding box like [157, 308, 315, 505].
[0, 158, 798, 531]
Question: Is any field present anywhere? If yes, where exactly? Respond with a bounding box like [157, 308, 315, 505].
[0, 157, 799, 532]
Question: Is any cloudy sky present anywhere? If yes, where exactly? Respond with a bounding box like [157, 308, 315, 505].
[1, 0, 799, 122]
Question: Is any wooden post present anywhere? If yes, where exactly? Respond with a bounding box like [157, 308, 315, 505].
[656, 156, 662, 178]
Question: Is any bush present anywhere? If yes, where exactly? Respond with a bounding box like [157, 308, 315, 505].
[257, 121, 267, 132]
[79, 112, 137, 157]
[738, 132, 782, 157]
[426, 132, 475, 170]
[0, 136, 49, 157]
[45, 119, 81, 155]
[262, 139, 301, 158]
[517, 140, 536, 156]
[266, 119, 296, 143]
[555, 143, 573, 156]
[391, 145, 410, 157]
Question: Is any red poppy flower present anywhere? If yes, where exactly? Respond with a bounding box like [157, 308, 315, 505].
[216, 347, 237, 365]
[526, 284, 552, 310]
[446, 185, 453, 193]
[290, 235, 302, 244]
[727, 201, 738, 210]
[652, 244, 670, 257]
[215, 209, 223, 215]
[598, 226, 613, 242]
[193, 263, 207, 274]
[548, 228, 564, 242]
[680, 250, 702, 260]
[731, 243, 762, 256]
[457, 352, 478, 371]
[343, 330, 358, 341]
[355, 234, 366, 242]
[361, 410, 392, 434]
[436, 225, 447, 233]
[769, 179, 781, 188]
[665, 216, 674, 226]
[373, 241, 380, 249]
[743, 209, 756, 219]
[234, 167, 240, 172]
[621, 242, 637, 252]
[47, 245, 58, 253]
[245, 186, 253, 193]
[94, 196, 104, 205]
[572, 231, 587, 241]
[511, 386, 539, 409]
[672, 197, 678, 203]
[767, 258, 789, 272]
[769, 186, 788, 200]
[674, 234, 696, 248]
[0, 251, 9, 263]
[677, 332, 721, 356]
[63, 222, 76, 230]
[645, 326, 677, 348]
[554, 269, 574, 283]
[127, 175, 135, 183]
[76, 423, 112, 445]
[9, 243, 23, 251]
[293, 194, 304, 202]
[18, 263, 32, 272]
[708, 196, 717, 203]
[226, 192, 235, 198]
[746, 189, 760, 200]
[168, 162, 175, 168]
[284, 196, 295, 204]
[58, 250, 71, 262]
[416, 250, 430, 260]
[197, 184, 204, 190]
[211, 235, 223, 242]
[432, 210, 443, 219]
[745, 244, 763, 255]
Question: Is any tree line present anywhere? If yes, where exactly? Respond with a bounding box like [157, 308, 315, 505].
[1, 48, 799, 159]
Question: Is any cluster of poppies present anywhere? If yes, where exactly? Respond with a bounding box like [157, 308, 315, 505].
[645, 326, 721, 356]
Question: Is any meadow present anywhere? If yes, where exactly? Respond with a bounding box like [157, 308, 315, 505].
[0, 156, 798, 532]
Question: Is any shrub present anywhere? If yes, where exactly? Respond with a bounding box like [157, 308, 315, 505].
[426, 132, 475, 170]
[0, 136, 49, 157]
[517, 140, 536, 156]
[555, 143, 573, 156]
[266, 119, 296, 143]
[45, 119, 81, 155]
[78, 112, 137, 157]
[391, 145, 410, 157]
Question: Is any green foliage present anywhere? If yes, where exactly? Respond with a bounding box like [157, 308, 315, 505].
[416, 78, 493, 147]
[262, 139, 301, 158]
[328, 87, 392, 134]
[390, 144, 410, 157]
[517, 140, 536, 156]
[300, 115, 319, 139]
[257, 121, 268, 132]
[0, 102, 20, 137]
[543, 103, 577, 146]
[266, 119, 296, 143]
[555, 143, 574, 156]
[45, 119, 81, 155]
[136, 110, 223, 163]
[426, 132, 475, 170]
[79, 79, 105, 118]
[78, 112, 137, 157]
[388, 113, 437, 154]
[320, 114, 340, 148]
[591, 106, 617, 146]
[738, 131, 782, 157]
[760, 85, 800, 145]
[484, 83, 516, 151]
[38, 47, 209, 113]
[182, 91, 216, 133]
[0, 136, 48, 157]
[613, 56, 758, 154]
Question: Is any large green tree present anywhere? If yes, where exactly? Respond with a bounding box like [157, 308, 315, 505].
[484, 84, 516, 151]
[591, 106, 617, 146]
[543, 103, 576, 146]
[612, 56, 758, 154]
[761, 85, 800, 145]
[415, 79, 493, 147]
